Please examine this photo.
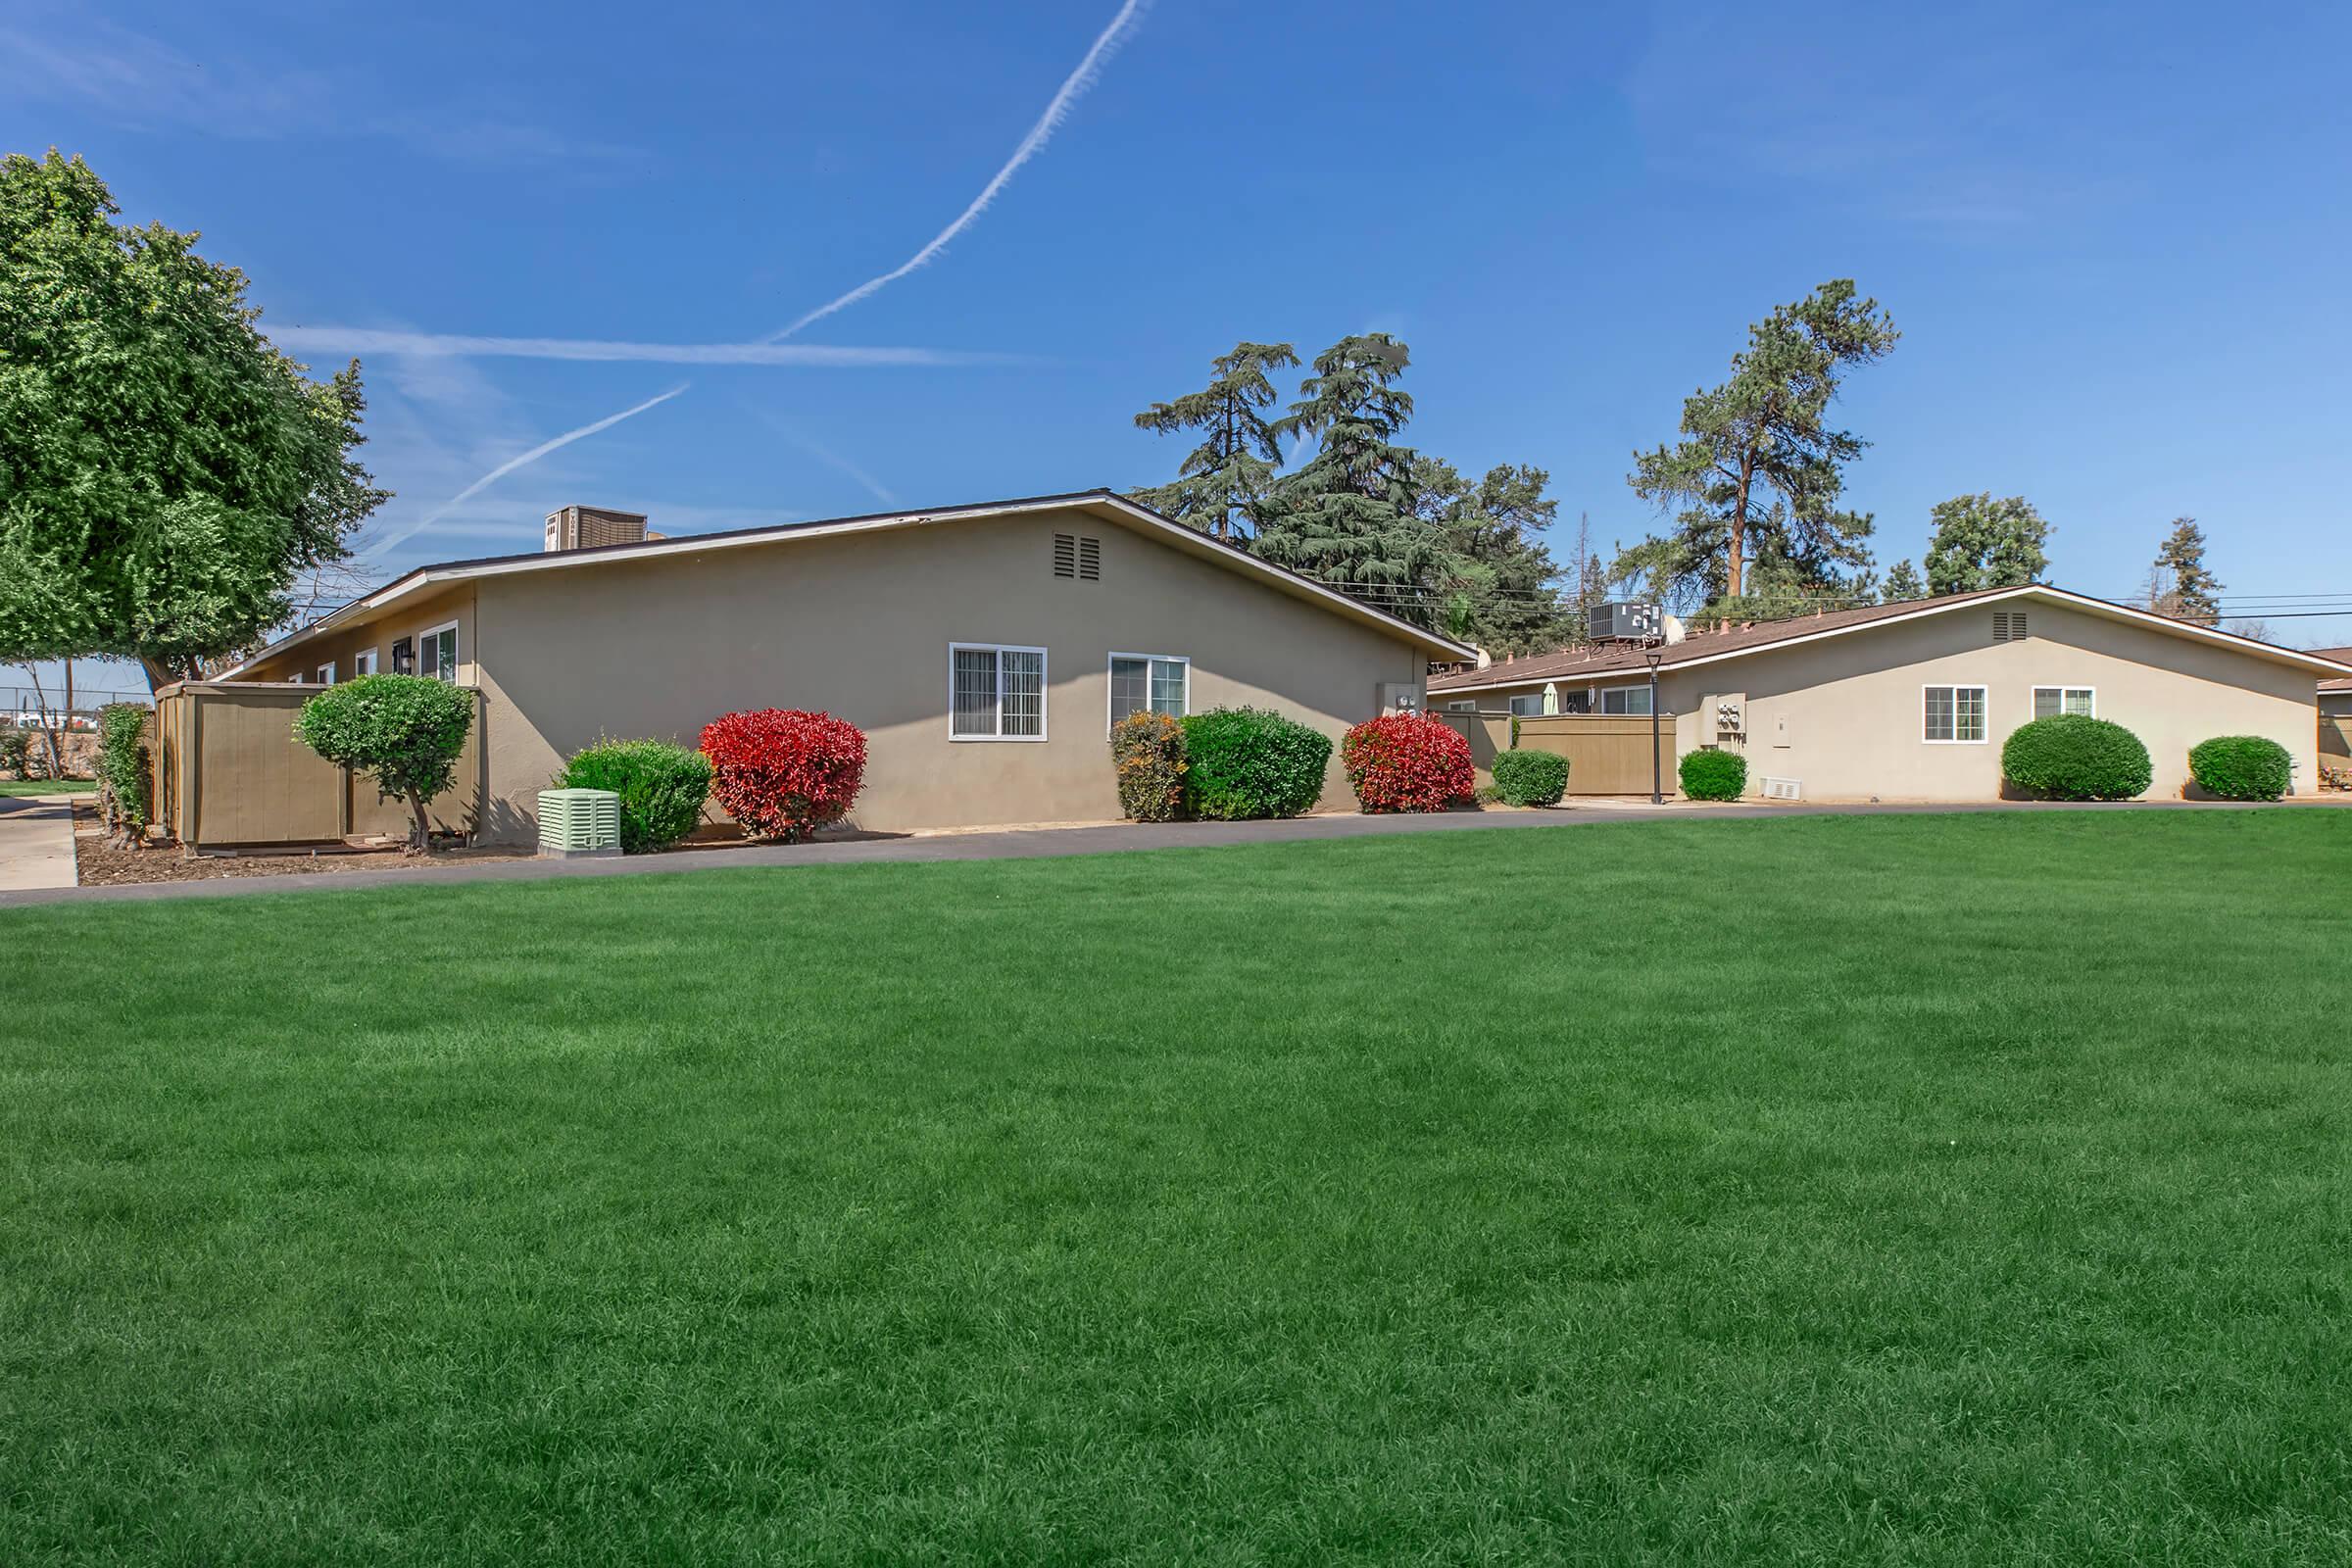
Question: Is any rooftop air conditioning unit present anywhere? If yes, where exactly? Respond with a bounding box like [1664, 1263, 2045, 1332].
[1589, 602, 1662, 644]
[1760, 776, 1802, 802]
[537, 788, 622, 858]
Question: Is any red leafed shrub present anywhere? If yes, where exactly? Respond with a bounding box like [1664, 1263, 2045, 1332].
[1341, 712, 1473, 812]
[698, 709, 867, 841]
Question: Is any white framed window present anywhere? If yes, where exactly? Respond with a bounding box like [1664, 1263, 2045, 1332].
[1600, 685, 1652, 716]
[1445, 700, 1476, 712]
[950, 643, 1047, 741]
[1924, 684, 1988, 743]
[315, 662, 336, 685]
[418, 621, 460, 682]
[1107, 653, 1189, 730]
[1506, 693, 1546, 717]
[352, 648, 378, 677]
[2033, 686, 2094, 719]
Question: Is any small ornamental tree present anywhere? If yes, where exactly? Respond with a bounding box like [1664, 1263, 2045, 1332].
[557, 737, 712, 853]
[1679, 748, 1747, 802]
[2000, 713, 2151, 802]
[1341, 712, 1473, 812]
[292, 674, 473, 850]
[2187, 735, 2292, 802]
[699, 708, 866, 842]
[1491, 748, 1569, 807]
[1110, 710, 1188, 822]
[1179, 707, 1332, 819]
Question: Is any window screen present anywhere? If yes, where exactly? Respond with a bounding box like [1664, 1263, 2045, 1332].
[2034, 687, 2094, 719]
[953, 646, 1046, 738]
[1925, 685, 1987, 741]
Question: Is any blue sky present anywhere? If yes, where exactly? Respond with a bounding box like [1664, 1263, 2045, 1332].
[7, 0, 2351, 697]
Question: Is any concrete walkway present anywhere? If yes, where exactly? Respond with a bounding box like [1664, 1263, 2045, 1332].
[0, 793, 83, 893]
[0, 795, 2343, 911]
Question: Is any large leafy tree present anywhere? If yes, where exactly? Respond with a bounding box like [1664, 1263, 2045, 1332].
[1621, 279, 1898, 611]
[1253, 334, 1443, 623]
[1128, 341, 1298, 541]
[1923, 493, 2051, 594]
[1410, 459, 1573, 654]
[0, 150, 387, 690]
[2148, 516, 2224, 623]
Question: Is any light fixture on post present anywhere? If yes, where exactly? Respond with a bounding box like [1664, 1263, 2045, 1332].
[1645, 646, 1665, 804]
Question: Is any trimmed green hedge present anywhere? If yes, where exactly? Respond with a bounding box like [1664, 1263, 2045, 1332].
[557, 736, 713, 852]
[1679, 748, 1747, 802]
[2187, 735, 2292, 802]
[94, 704, 151, 838]
[1491, 748, 1569, 807]
[1180, 707, 1332, 819]
[2001, 714, 2151, 801]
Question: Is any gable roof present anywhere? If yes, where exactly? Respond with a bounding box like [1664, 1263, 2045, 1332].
[221, 490, 1476, 677]
[2315, 647, 2352, 693]
[1428, 584, 2352, 695]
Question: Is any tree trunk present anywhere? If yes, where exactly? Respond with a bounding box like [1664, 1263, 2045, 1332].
[1728, 453, 1752, 599]
[406, 791, 433, 855]
[139, 655, 193, 694]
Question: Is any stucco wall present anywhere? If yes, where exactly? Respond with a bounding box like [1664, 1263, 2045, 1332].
[256, 510, 1428, 840]
[1435, 601, 2321, 801]
[245, 586, 479, 691]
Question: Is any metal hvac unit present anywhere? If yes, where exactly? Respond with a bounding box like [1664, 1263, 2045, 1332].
[1588, 602, 1662, 644]
[537, 788, 622, 858]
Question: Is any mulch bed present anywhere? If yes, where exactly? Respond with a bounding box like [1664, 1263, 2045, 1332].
[70, 799, 534, 886]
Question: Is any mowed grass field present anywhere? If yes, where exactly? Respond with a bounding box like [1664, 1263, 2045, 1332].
[4, 811, 2349, 1564]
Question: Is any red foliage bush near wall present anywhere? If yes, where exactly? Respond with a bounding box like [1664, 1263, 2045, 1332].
[1341, 713, 1473, 812]
[697, 709, 867, 841]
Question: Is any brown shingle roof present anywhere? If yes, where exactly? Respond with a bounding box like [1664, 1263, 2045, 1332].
[1428, 587, 2019, 693]
[2311, 647, 2352, 693]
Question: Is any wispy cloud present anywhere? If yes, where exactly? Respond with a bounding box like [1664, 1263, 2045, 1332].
[766, 0, 1152, 340]
[274, 327, 1018, 367]
[361, 385, 689, 561]
[756, 412, 899, 505]
[0, 10, 644, 172]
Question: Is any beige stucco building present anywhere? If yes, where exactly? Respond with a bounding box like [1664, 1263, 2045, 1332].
[1429, 586, 2350, 802]
[222, 492, 1469, 839]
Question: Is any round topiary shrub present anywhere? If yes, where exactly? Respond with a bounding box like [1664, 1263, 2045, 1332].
[1180, 706, 1334, 819]
[1341, 713, 1474, 813]
[2001, 713, 2152, 801]
[293, 674, 476, 850]
[557, 736, 713, 853]
[1679, 748, 1746, 802]
[2187, 735, 2293, 801]
[698, 708, 867, 842]
[1111, 710, 1189, 822]
[1490, 748, 1569, 807]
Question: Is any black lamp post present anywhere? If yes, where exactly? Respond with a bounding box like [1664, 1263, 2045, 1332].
[1645, 647, 1664, 804]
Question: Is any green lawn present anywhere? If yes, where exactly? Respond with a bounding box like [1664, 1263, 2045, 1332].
[5, 812, 2349, 1564]
[0, 776, 93, 796]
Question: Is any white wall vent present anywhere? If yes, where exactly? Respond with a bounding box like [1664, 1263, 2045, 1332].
[1760, 776, 1802, 802]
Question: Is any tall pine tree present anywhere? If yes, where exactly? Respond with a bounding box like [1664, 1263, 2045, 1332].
[1128, 342, 1298, 541]
[2149, 517, 2224, 623]
[1923, 494, 2051, 594]
[1253, 335, 1441, 622]
[1881, 558, 1926, 602]
[1410, 459, 1573, 655]
[1622, 280, 1897, 612]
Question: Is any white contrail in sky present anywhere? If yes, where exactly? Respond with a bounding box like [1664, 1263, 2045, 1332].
[766, 0, 1152, 341]
[275, 327, 1016, 366]
[362, 383, 688, 561]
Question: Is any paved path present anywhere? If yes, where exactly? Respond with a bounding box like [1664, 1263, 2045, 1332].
[0, 795, 2343, 911]
[0, 794, 82, 893]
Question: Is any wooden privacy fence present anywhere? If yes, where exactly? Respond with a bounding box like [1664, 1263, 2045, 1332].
[1433, 710, 1679, 795]
[152, 682, 487, 849]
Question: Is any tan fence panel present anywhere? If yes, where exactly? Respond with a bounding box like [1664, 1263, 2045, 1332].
[1512, 712, 1679, 795]
[1432, 710, 1513, 780]
[149, 682, 487, 848]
